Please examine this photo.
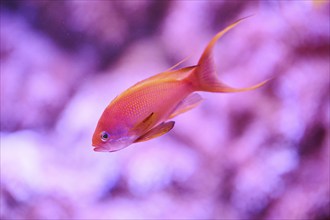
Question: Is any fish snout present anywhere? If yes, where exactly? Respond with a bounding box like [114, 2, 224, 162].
[93, 146, 109, 152]
[92, 136, 136, 152]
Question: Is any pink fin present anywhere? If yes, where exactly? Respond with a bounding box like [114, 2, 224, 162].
[169, 93, 203, 119]
[148, 65, 197, 82]
[134, 121, 175, 143]
[164, 55, 192, 72]
[114, 66, 195, 104]
[191, 16, 270, 93]
[132, 112, 156, 133]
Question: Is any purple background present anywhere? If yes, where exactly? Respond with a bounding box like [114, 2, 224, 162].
[1, 1, 329, 219]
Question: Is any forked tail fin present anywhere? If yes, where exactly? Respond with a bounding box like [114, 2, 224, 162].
[191, 16, 269, 92]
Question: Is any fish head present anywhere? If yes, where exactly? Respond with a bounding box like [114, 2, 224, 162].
[92, 124, 136, 152]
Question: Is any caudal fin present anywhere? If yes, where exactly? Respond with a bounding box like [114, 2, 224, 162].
[191, 16, 269, 93]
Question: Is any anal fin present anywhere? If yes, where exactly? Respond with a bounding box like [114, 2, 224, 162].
[134, 121, 175, 143]
[169, 93, 203, 119]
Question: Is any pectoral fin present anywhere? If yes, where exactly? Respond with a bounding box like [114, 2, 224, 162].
[169, 93, 203, 119]
[132, 112, 156, 133]
[134, 121, 175, 143]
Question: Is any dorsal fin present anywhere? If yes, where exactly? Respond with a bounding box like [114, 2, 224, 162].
[113, 65, 198, 105]
[147, 65, 197, 82]
[164, 55, 192, 72]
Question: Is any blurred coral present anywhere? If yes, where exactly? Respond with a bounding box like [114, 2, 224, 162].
[1, 1, 329, 219]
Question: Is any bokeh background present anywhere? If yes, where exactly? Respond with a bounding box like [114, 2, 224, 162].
[1, 1, 329, 219]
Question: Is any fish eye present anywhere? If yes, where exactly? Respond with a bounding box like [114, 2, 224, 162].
[100, 131, 110, 142]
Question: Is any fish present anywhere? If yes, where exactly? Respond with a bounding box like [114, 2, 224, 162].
[92, 17, 269, 152]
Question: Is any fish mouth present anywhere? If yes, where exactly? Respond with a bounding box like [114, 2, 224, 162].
[93, 146, 122, 152]
[92, 143, 109, 152]
[93, 147, 109, 152]
[92, 136, 136, 152]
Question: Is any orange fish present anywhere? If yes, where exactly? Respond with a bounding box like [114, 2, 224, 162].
[92, 18, 268, 152]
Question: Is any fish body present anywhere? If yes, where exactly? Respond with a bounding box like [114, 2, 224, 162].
[92, 17, 268, 152]
[93, 67, 196, 152]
